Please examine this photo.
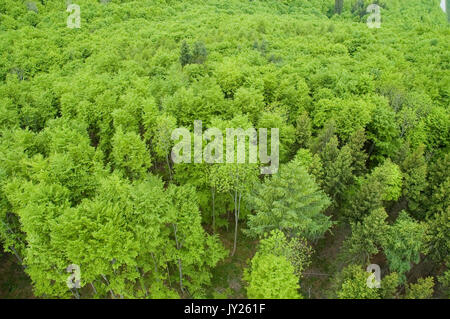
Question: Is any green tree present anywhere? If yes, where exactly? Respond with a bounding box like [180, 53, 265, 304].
[366, 99, 400, 163]
[401, 144, 428, 218]
[111, 127, 151, 180]
[295, 111, 312, 149]
[151, 113, 177, 178]
[258, 230, 313, 278]
[383, 211, 427, 280]
[380, 272, 400, 299]
[336, 265, 381, 299]
[426, 154, 449, 219]
[371, 159, 403, 202]
[320, 136, 354, 206]
[345, 159, 402, 221]
[347, 129, 368, 177]
[247, 159, 332, 241]
[244, 253, 302, 299]
[405, 277, 434, 299]
[192, 41, 208, 64]
[257, 110, 296, 163]
[333, 265, 399, 299]
[293, 148, 324, 184]
[438, 261, 450, 298]
[425, 206, 450, 264]
[212, 162, 258, 256]
[180, 41, 192, 68]
[341, 208, 389, 264]
[209, 115, 259, 256]
[166, 184, 227, 297]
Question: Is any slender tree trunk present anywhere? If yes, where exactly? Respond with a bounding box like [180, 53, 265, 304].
[90, 282, 97, 295]
[235, 192, 242, 255]
[166, 154, 172, 180]
[177, 259, 183, 293]
[166, 262, 172, 287]
[1, 220, 26, 269]
[150, 252, 158, 274]
[231, 189, 238, 257]
[101, 274, 115, 299]
[111, 267, 124, 299]
[9, 246, 25, 269]
[172, 224, 184, 292]
[211, 187, 216, 232]
[136, 266, 148, 297]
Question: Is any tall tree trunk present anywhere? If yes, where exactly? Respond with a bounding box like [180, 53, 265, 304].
[8, 246, 25, 269]
[150, 252, 158, 274]
[90, 282, 97, 295]
[101, 274, 115, 299]
[1, 220, 26, 269]
[166, 154, 172, 180]
[172, 224, 184, 292]
[166, 262, 172, 287]
[136, 266, 148, 297]
[111, 267, 124, 298]
[177, 259, 183, 293]
[211, 187, 216, 232]
[231, 189, 238, 257]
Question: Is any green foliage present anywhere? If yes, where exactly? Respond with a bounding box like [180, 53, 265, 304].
[111, 127, 151, 180]
[341, 208, 389, 264]
[371, 159, 403, 201]
[366, 97, 400, 162]
[293, 148, 324, 183]
[383, 211, 427, 280]
[438, 263, 450, 298]
[247, 159, 332, 241]
[335, 265, 381, 299]
[258, 230, 313, 278]
[192, 41, 208, 65]
[180, 41, 208, 67]
[2, 172, 226, 298]
[380, 272, 400, 299]
[257, 110, 296, 163]
[320, 136, 355, 205]
[244, 253, 302, 299]
[401, 144, 428, 218]
[345, 159, 402, 221]
[426, 154, 450, 220]
[295, 111, 312, 149]
[405, 277, 435, 299]
[334, 264, 400, 299]
[425, 206, 450, 264]
[180, 41, 192, 68]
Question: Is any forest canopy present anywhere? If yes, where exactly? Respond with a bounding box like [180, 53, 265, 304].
[0, 0, 448, 299]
